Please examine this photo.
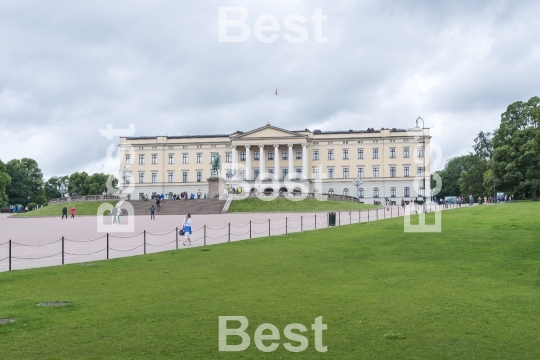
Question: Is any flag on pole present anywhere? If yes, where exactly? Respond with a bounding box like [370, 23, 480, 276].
[275, 88, 278, 96]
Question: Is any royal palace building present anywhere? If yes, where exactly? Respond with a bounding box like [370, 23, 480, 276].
[118, 124, 431, 202]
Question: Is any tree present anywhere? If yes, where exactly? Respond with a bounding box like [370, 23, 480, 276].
[473, 131, 493, 161]
[5, 158, 46, 205]
[67, 172, 116, 196]
[44, 175, 69, 200]
[0, 159, 11, 207]
[458, 155, 487, 199]
[434, 155, 471, 197]
[492, 96, 540, 200]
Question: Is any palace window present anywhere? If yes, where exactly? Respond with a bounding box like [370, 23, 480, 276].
[343, 149, 349, 159]
[313, 150, 319, 160]
[296, 168, 302, 179]
[182, 172, 188, 183]
[373, 187, 380, 198]
[390, 187, 396, 197]
[282, 150, 288, 160]
[151, 173, 157, 183]
[390, 166, 396, 178]
[168, 172, 174, 183]
[197, 172, 202, 182]
[358, 188, 364, 198]
[282, 168, 288, 179]
[225, 153, 231, 163]
[296, 149, 302, 159]
[417, 166, 424, 176]
[343, 188, 349, 196]
[343, 168, 349, 179]
[328, 188, 334, 195]
[312, 168, 319, 179]
[328, 150, 334, 160]
[417, 147, 424, 158]
[168, 154, 174, 164]
[328, 168, 334, 179]
[372, 148, 379, 159]
[373, 167, 379, 178]
[240, 170, 246, 181]
[240, 151, 246, 161]
[254, 151, 260, 160]
[357, 149, 364, 159]
[152, 154, 158, 164]
[358, 168, 364, 178]
[390, 148, 396, 158]
[254, 169, 260, 180]
[138, 173, 144, 183]
[404, 187, 410, 197]
[183, 153, 188, 164]
[196, 153, 202, 163]
[268, 150, 274, 160]
[125, 154, 131, 165]
[403, 147, 410, 158]
[138, 155, 145, 165]
[404, 166, 410, 178]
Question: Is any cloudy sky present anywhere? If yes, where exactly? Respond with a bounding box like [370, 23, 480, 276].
[0, 0, 539, 178]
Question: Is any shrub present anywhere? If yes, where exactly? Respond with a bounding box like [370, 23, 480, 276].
[27, 202, 37, 211]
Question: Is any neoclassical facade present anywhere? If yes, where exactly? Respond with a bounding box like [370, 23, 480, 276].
[118, 124, 431, 202]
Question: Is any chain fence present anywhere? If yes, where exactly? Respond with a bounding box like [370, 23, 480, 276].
[0, 203, 466, 272]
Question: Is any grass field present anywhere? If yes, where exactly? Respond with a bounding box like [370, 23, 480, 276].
[1, 202, 540, 359]
[228, 197, 379, 212]
[11, 201, 119, 217]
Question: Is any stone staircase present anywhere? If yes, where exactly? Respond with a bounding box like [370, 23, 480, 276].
[122, 199, 226, 216]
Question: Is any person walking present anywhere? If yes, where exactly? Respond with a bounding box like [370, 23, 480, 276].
[182, 213, 192, 246]
[112, 207, 118, 224]
[150, 205, 155, 220]
[197, 189, 202, 199]
[70, 206, 76, 219]
[61, 206, 68, 219]
[156, 197, 161, 212]
[116, 206, 121, 224]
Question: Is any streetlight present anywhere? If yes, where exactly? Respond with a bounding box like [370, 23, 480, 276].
[353, 176, 362, 201]
[120, 167, 129, 195]
[416, 117, 427, 213]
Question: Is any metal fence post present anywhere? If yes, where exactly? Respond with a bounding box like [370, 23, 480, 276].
[268, 219, 271, 236]
[315, 215, 317, 229]
[144, 230, 146, 254]
[301, 216, 303, 231]
[359, 210, 361, 223]
[176, 227, 178, 250]
[376, 209, 378, 220]
[391, 206, 393, 218]
[228, 223, 231, 242]
[368, 210, 370, 221]
[250, 220, 252, 239]
[8, 240, 11, 271]
[107, 233, 109, 259]
[349, 211, 351, 224]
[62, 236, 64, 265]
[286, 217, 288, 234]
[338, 212, 341, 226]
[204, 225, 206, 246]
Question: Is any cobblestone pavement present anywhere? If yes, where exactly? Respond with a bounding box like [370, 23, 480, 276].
[0, 203, 461, 272]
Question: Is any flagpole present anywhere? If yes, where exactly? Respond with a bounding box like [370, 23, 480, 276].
[274, 88, 278, 127]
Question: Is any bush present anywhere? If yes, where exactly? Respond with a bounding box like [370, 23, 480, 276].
[27, 202, 37, 211]
[42, 203, 48, 207]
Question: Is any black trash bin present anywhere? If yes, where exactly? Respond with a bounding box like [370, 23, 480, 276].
[328, 212, 336, 226]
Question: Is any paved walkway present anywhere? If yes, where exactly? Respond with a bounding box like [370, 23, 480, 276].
[0, 204, 460, 272]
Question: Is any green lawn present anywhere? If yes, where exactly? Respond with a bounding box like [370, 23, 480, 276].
[1, 202, 540, 359]
[228, 197, 379, 212]
[11, 201, 119, 217]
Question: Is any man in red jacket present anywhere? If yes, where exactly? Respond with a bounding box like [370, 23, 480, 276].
[70, 206, 76, 219]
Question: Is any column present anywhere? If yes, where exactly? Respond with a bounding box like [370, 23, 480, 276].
[288, 144, 294, 179]
[232, 146, 238, 177]
[259, 145, 265, 180]
[302, 144, 308, 180]
[245, 145, 251, 180]
[274, 144, 280, 180]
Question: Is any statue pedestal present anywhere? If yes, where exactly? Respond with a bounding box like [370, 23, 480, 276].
[207, 176, 226, 199]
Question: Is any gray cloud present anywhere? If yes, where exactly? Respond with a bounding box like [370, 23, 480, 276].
[1, 0, 539, 177]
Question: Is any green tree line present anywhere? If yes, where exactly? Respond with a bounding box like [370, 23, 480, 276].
[434, 96, 540, 200]
[0, 158, 117, 207]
